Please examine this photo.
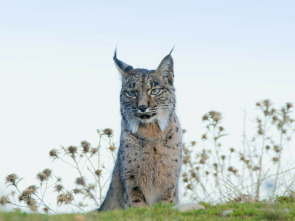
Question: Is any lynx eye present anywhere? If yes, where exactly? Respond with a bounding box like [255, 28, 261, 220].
[150, 88, 162, 96]
[125, 91, 137, 98]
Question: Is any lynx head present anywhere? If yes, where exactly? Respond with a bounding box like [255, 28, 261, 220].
[114, 49, 176, 134]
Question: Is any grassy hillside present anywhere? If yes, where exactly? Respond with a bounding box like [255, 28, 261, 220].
[1, 202, 295, 221]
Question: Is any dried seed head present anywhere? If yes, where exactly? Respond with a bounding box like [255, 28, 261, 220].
[272, 157, 279, 163]
[81, 141, 90, 153]
[273, 145, 280, 153]
[209, 111, 222, 122]
[265, 145, 270, 150]
[54, 184, 64, 193]
[109, 145, 116, 152]
[89, 184, 95, 190]
[49, 149, 58, 158]
[221, 155, 226, 160]
[201, 134, 207, 140]
[103, 128, 113, 137]
[91, 148, 98, 155]
[67, 146, 77, 156]
[75, 177, 85, 186]
[183, 172, 188, 177]
[205, 171, 210, 176]
[202, 115, 209, 121]
[95, 170, 102, 177]
[43, 207, 49, 213]
[183, 156, 190, 164]
[27, 185, 37, 194]
[199, 159, 205, 164]
[263, 99, 270, 108]
[37, 172, 47, 182]
[73, 189, 82, 194]
[18, 190, 32, 202]
[43, 169, 52, 179]
[182, 129, 187, 134]
[6, 174, 18, 185]
[286, 102, 293, 110]
[253, 166, 259, 171]
[213, 163, 218, 169]
[183, 177, 188, 183]
[219, 126, 224, 132]
[0, 196, 10, 206]
[191, 141, 196, 146]
[230, 148, 235, 153]
[186, 184, 192, 190]
[57, 192, 73, 205]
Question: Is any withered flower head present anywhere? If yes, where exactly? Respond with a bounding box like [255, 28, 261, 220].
[75, 177, 85, 186]
[57, 192, 73, 205]
[73, 189, 82, 194]
[205, 171, 210, 176]
[191, 141, 196, 146]
[272, 157, 279, 163]
[286, 102, 293, 110]
[265, 145, 270, 150]
[89, 184, 95, 190]
[18, 189, 32, 202]
[95, 170, 102, 177]
[263, 99, 270, 108]
[202, 115, 209, 121]
[229, 148, 235, 153]
[109, 145, 116, 152]
[43, 169, 52, 179]
[91, 148, 98, 155]
[27, 185, 37, 194]
[67, 146, 77, 156]
[253, 166, 260, 171]
[201, 134, 207, 140]
[37, 172, 47, 182]
[0, 196, 10, 206]
[183, 177, 188, 183]
[54, 184, 64, 192]
[183, 156, 190, 164]
[103, 128, 113, 137]
[81, 141, 90, 153]
[186, 184, 192, 190]
[182, 129, 187, 134]
[199, 159, 205, 164]
[209, 111, 222, 122]
[183, 172, 188, 177]
[49, 149, 58, 158]
[43, 207, 49, 213]
[219, 126, 224, 132]
[213, 163, 218, 169]
[6, 174, 18, 185]
[221, 155, 226, 160]
[273, 145, 280, 153]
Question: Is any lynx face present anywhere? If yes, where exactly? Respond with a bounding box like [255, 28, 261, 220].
[114, 51, 176, 133]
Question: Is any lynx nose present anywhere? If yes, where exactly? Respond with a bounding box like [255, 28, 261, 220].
[138, 105, 148, 113]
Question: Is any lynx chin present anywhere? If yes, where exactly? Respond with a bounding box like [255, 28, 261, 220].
[98, 49, 182, 211]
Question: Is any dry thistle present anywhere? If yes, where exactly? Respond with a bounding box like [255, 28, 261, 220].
[67, 146, 77, 156]
[27, 185, 37, 194]
[229, 147, 235, 153]
[81, 141, 90, 153]
[49, 149, 58, 158]
[75, 177, 85, 186]
[95, 169, 102, 177]
[91, 148, 98, 155]
[0, 196, 10, 206]
[54, 184, 64, 193]
[201, 134, 207, 140]
[43, 169, 52, 179]
[221, 155, 226, 160]
[273, 145, 280, 153]
[57, 192, 73, 205]
[73, 189, 82, 194]
[43, 207, 49, 213]
[109, 145, 116, 152]
[6, 174, 17, 185]
[37, 172, 47, 182]
[103, 128, 113, 137]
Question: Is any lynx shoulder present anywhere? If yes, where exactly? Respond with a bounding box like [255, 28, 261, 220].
[98, 49, 182, 211]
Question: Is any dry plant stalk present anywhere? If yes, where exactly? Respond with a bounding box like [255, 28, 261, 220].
[1, 129, 117, 214]
[1, 100, 295, 213]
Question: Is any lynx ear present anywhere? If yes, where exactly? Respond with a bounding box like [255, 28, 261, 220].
[113, 49, 134, 81]
[155, 49, 174, 85]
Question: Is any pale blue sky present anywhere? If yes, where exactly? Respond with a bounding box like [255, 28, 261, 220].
[0, 0, 295, 211]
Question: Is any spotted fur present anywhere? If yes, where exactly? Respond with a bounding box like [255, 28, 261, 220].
[98, 50, 182, 211]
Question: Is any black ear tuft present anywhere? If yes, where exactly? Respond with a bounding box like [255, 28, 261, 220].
[113, 48, 134, 80]
[169, 46, 175, 55]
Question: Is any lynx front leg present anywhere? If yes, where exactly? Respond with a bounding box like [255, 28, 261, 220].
[123, 174, 147, 208]
[159, 185, 178, 204]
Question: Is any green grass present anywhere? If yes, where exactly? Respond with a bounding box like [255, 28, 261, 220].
[1, 202, 295, 221]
